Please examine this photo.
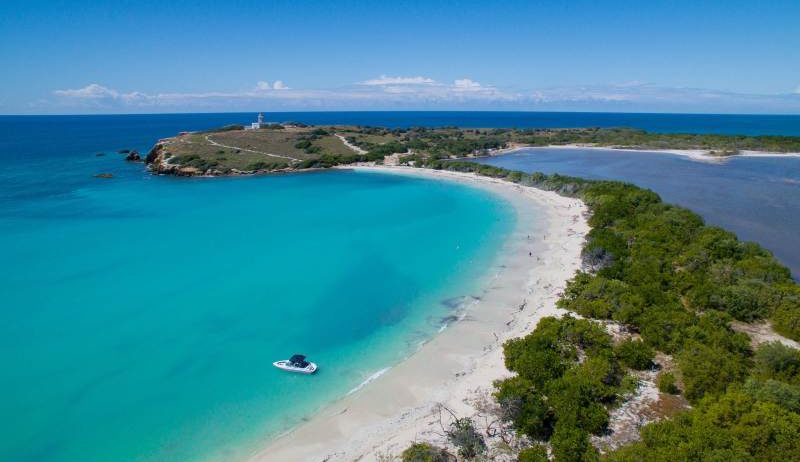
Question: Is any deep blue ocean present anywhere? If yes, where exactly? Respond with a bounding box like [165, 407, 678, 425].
[1, 111, 799, 462]
[4, 111, 800, 141]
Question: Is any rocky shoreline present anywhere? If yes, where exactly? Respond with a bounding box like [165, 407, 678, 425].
[144, 142, 297, 177]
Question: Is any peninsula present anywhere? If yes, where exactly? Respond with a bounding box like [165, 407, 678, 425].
[143, 121, 800, 461]
[144, 122, 800, 176]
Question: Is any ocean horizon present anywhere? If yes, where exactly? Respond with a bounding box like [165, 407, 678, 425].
[3, 111, 800, 137]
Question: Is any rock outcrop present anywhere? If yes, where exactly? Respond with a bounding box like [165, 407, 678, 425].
[145, 143, 200, 176]
[125, 150, 141, 162]
[145, 144, 162, 164]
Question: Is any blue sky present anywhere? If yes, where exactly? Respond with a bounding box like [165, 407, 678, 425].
[1, 0, 799, 114]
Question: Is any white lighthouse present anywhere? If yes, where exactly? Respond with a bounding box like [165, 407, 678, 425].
[249, 112, 265, 130]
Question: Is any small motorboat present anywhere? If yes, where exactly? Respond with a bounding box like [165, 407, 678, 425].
[273, 354, 318, 374]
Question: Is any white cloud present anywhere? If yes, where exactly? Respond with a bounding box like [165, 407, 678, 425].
[453, 78, 482, 90]
[47, 79, 800, 113]
[794, 85, 800, 94]
[53, 83, 154, 105]
[255, 80, 290, 91]
[54, 83, 120, 99]
[357, 75, 507, 100]
[360, 75, 437, 86]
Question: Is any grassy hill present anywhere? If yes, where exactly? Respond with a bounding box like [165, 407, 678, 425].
[146, 124, 358, 175]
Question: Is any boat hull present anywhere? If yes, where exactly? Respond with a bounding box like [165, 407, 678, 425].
[272, 360, 318, 374]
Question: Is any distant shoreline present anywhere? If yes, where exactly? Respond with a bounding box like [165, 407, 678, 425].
[486, 144, 800, 164]
[140, 125, 800, 178]
[249, 165, 589, 461]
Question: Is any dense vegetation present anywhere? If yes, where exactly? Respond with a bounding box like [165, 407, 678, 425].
[497, 316, 637, 461]
[394, 158, 800, 461]
[401, 442, 454, 462]
[607, 342, 800, 462]
[340, 126, 800, 159]
[508, 127, 800, 155]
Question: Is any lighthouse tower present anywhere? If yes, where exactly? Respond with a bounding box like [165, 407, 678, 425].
[250, 112, 265, 130]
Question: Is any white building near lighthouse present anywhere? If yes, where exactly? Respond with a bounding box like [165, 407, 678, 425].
[248, 112, 266, 130]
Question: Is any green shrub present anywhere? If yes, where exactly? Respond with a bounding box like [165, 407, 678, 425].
[400, 442, 451, 462]
[170, 154, 219, 171]
[743, 379, 800, 413]
[550, 423, 598, 462]
[246, 161, 276, 171]
[559, 274, 642, 320]
[771, 290, 800, 341]
[495, 376, 555, 440]
[753, 341, 800, 384]
[619, 374, 640, 395]
[446, 417, 485, 459]
[656, 372, 679, 394]
[518, 444, 548, 462]
[677, 340, 750, 403]
[614, 339, 655, 370]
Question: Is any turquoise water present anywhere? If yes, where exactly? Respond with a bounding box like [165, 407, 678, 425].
[0, 117, 515, 462]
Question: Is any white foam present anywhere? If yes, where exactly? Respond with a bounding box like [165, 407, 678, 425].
[347, 367, 391, 396]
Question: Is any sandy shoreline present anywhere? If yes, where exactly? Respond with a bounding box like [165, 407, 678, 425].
[248, 166, 589, 461]
[492, 144, 800, 164]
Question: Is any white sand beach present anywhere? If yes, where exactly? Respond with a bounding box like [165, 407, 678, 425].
[738, 150, 800, 159]
[249, 166, 589, 461]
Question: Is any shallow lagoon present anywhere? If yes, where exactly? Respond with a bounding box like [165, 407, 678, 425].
[476, 148, 800, 278]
